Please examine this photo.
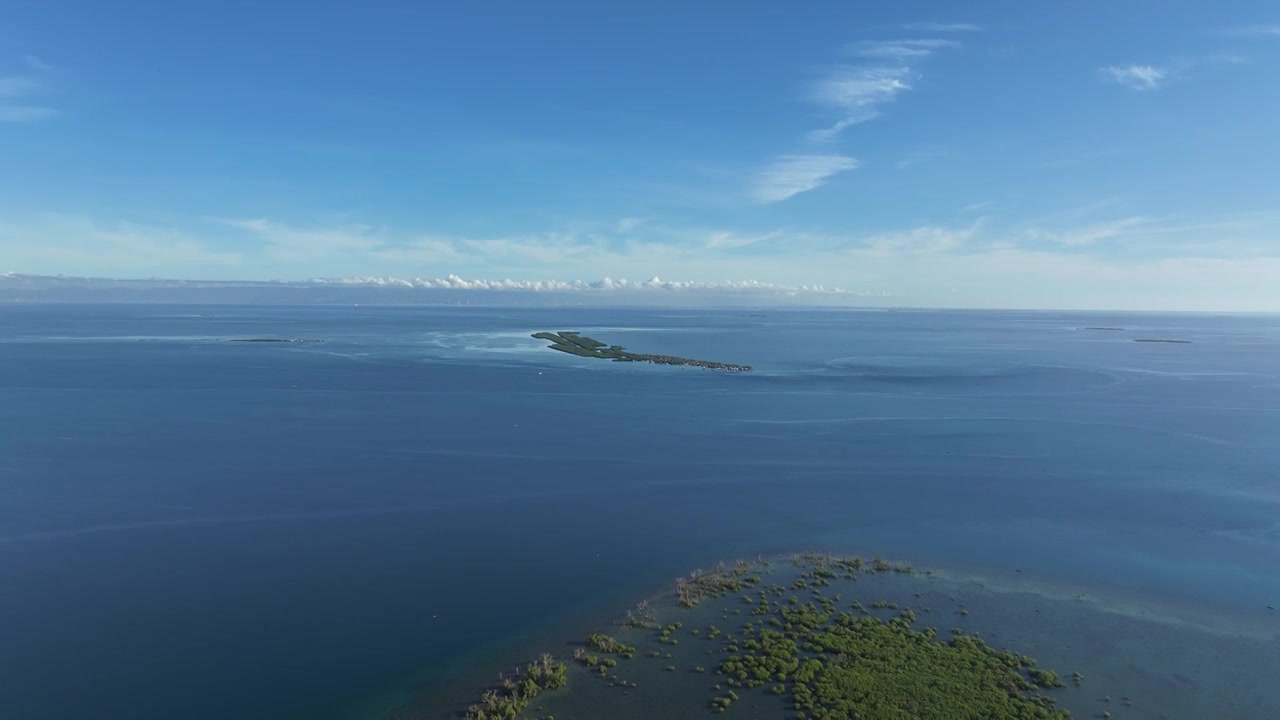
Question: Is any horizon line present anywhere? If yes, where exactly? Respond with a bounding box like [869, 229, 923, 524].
[2, 271, 1276, 315]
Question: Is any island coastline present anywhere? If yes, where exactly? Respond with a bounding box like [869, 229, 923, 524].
[532, 331, 750, 372]
[444, 553, 1091, 720]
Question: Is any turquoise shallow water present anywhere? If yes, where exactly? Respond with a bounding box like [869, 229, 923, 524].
[1, 305, 1278, 719]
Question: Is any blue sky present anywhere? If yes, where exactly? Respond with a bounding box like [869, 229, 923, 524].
[2, 0, 1279, 309]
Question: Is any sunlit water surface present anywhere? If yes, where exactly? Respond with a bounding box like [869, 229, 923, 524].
[1, 305, 1277, 719]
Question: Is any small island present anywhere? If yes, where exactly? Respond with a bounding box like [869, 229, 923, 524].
[451, 553, 1090, 720]
[1133, 338, 1192, 344]
[532, 331, 751, 372]
[228, 338, 324, 343]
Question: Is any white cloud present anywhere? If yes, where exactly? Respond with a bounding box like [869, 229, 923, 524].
[2, 57, 59, 122]
[368, 237, 464, 264]
[615, 217, 644, 233]
[862, 224, 975, 254]
[22, 55, 57, 72]
[1101, 64, 1167, 90]
[460, 237, 596, 265]
[1204, 52, 1249, 66]
[1025, 217, 1149, 247]
[894, 149, 942, 169]
[804, 114, 876, 144]
[1094, 52, 1246, 96]
[220, 218, 651, 273]
[307, 274, 856, 295]
[0, 215, 242, 276]
[748, 154, 861, 203]
[960, 201, 996, 214]
[746, 37, 957, 206]
[810, 65, 915, 107]
[701, 230, 781, 250]
[220, 217, 383, 259]
[805, 38, 961, 143]
[806, 65, 915, 141]
[0, 76, 41, 97]
[1220, 25, 1280, 37]
[901, 22, 983, 32]
[848, 38, 959, 60]
[0, 106, 58, 122]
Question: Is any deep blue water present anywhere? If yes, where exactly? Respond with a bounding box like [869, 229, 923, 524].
[1, 304, 1278, 720]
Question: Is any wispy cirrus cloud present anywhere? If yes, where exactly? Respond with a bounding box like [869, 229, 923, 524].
[0, 215, 242, 275]
[746, 34, 960, 202]
[1219, 24, 1280, 37]
[22, 55, 57, 72]
[1101, 64, 1168, 90]
[1026, 216, 1150, 247]
[806, 39, 960, 142]
[960, 201, 996, 215]
[1099, 51, 1250, 92]
[805, 65, 915, 141]
[848, 38, 959, 60]
[223, 217, 657, 270]
[1, 55, 60, 122]
[219, 217, 384, 260]
[701, 230, 783, 251]
[0, 76, 42, 96]
[0, 106, 58, 122]
[614, 217, 645, 233]
[862, 223, 977, 254]
[748, 155, 861, 204]
[901, 22, 983, 33]
[895, 149, 943, 169]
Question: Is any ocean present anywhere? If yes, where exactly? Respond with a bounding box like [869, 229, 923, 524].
[1, 304, 1278, 719]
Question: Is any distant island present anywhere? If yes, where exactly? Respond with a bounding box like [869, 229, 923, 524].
[532, 331, 751, 372]
[228, 338, 324, 343]
[1079, 328, 1192, 344]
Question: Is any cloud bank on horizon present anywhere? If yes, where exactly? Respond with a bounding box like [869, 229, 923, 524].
[1, 270, 860, 296]
[311, 274, 854, 294]
[1, 2, 1278, 310]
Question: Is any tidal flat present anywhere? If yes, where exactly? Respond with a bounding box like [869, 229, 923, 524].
[440, 554, 1280, 720]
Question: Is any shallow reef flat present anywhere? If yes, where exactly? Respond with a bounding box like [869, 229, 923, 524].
[436, 553, 1280, 720]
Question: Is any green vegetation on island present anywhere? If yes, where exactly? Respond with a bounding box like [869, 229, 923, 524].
[585, 633, 636, 658]
[463, 653, 568, 720]
[450, 553, 1098, 720]
[675, 560, 763, 607]
[531, 331, 751, 372]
